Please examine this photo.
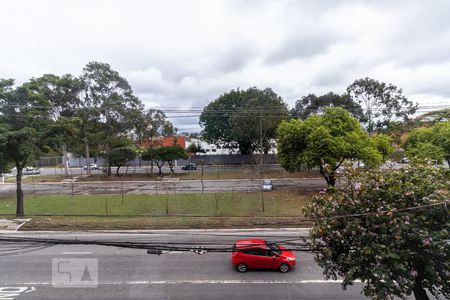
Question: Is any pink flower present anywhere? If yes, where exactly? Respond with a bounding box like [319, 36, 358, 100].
[422, 239, 430, 246]
[411, 270, 418, 277]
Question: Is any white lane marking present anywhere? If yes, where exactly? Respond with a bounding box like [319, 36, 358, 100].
[0, 286, 35, 299]
[5, 279, 362, 285]
[24, 287, 36, 293]
[61, 252, 92, 255]
[15, 219, 32, 232]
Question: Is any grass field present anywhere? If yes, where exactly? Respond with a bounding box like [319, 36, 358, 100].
[0, 191, 314, 230]
[4, 174, 67, 183]
[0, 191, 314, 217]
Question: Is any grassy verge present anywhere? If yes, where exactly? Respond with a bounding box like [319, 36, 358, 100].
[0, 191, 313, 216]
[0, 191, 315, 230]
[4, 174, 68, 183]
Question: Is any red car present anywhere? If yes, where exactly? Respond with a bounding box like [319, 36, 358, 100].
[231, 239, 296, 273]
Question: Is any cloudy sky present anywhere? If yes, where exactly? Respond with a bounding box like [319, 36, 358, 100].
[1, 0, 449, 132]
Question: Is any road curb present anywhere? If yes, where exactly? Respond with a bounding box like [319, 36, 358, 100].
[0, 227, 312, 234]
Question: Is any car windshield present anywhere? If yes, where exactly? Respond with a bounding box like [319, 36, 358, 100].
[267, 243, 281, 255]
[263, 180, 272, 185]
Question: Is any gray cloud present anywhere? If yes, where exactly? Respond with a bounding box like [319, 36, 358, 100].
[1, 0, 450, 132]
[265, 33, 337, 64]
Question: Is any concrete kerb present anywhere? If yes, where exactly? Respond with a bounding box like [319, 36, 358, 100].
[0, 227, 312, 235]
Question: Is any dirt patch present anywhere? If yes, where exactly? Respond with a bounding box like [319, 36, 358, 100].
[20, 216, 312, 231]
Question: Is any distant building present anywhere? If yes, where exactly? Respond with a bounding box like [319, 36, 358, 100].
[185, 138, 234, 155]
[185, 138, 277, 155]
[137, 136, 278, 155]
[138, 136, 186, 149]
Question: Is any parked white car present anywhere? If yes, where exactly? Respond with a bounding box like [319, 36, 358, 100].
[262, 179, 273, 191]
[23, 167, 40, 175]
[82, 163, 99, 170]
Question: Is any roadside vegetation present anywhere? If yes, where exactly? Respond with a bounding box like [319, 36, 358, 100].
[305, 163, 449, 300]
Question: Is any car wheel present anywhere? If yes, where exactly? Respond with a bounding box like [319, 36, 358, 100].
[236, 263, 248, 273]
[279, 263, 290, 273]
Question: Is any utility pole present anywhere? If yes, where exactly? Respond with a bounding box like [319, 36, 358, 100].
[259, 112, 263, 178]
[260, 112, 265, 212]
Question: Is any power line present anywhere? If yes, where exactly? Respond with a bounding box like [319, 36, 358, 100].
[0, 200, 446, 255]
[305, 200, 449, 221]
[0, 235, 315, 255]
[1, 103, 450, 112]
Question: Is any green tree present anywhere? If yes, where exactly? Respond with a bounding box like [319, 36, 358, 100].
[304, 164, 449, 300]
[0, 79, 52, 216]
[45, 117, 81, 176]
[142, 147, 157, 174]
[347, 77, 417, 133]
[27, 73, 101, 175]
[107, 147, 136, 176]
[384, 121, 410, 149]
[370, 134, 394, 161]
[134, 108, 176, 173]
[27, 74, 84, 176]
[291, 92, 365, 121]
[187, 143, 205, 155]
[432, 121, 450, 166]
[277, 107, 386, 187]
[200, 87, 288, 154]
[81, 62, 143, 176]
[147, 146, 188, 175]
[0, 128, 41, 216]
[406, 143, 445, 164]
[0, 129, 13, 175]
[166, 145, 188, 173]
[135, 108, 176, 142]
[403, 125, 450, 165]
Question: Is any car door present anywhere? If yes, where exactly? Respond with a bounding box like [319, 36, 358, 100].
[241, 249, 259, 268]
[256, 249, 279, 269]
[245, 248, 276, 269]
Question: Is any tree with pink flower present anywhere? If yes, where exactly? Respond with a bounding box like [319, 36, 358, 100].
[304, 163, 449, 300]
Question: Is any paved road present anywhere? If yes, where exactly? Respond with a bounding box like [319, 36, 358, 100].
[0, 178, 326, 196]
[0, 229, 424, 299]
[9, 165, 290, 176]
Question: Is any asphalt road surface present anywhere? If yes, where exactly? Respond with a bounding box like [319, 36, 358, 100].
[0, 229, 426, 300]
[0, 178, 326, 196]
[10, 165, 290, 176]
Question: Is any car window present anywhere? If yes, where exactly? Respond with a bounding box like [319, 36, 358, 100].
[244, 248, 270, 256]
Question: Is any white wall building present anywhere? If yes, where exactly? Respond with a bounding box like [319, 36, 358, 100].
[185, 138, 235, 155]
[185, 138, 277, 155]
